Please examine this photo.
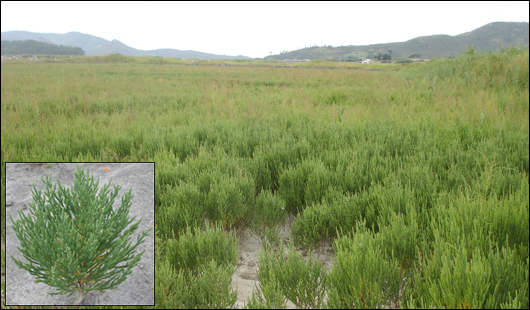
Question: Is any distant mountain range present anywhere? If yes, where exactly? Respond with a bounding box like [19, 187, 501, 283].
[266, 22, 529, 61]
[0, 31, 251, 59]
[1, 22, 528, 60]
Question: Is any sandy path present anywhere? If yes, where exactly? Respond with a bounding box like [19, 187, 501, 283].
[5, 163, 154, 306]
[232, 215, 336, 309]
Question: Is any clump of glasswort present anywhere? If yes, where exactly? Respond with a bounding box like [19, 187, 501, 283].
[10, 166, 151, 305]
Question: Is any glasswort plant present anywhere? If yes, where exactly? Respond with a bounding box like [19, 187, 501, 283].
[9, 166, 151, 305]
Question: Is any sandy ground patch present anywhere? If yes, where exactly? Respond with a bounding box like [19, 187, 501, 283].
[232, 215, 335, 309]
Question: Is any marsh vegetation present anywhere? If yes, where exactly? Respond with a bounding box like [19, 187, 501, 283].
[1, 45, 528, 308]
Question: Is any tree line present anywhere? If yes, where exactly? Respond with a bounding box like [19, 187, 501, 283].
[1, 40, 85, 56]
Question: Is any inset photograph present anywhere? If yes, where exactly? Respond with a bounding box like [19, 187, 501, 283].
[5, 163, 154, 306]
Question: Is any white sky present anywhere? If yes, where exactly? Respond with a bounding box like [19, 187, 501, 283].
[1, 1, 528, 58]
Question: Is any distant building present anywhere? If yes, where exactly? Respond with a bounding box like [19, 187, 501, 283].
[361, 58, 373, 64]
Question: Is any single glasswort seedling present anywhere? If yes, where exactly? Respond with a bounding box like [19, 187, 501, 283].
[9, 165, 151, 305]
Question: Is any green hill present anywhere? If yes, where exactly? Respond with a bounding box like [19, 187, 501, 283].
[266, 22, 529, 61]
[0, 31, 251, 59]
[1, 39, 84, 55]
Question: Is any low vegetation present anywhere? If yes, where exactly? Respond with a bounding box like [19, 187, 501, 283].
[1, 45, 528, 308]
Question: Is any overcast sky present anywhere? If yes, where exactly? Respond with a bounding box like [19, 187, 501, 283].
[2, 1, 528, 58]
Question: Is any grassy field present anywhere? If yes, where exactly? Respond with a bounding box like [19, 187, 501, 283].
[1, 46, 529, 308]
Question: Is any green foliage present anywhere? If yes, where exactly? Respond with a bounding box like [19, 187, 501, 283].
[291, 201, 333, 255]
[407, 44, 529, 93]
[1, 39, 85, 55]
[9, 166, 150, 304]
[2, 44, 528, 309]
[156, 258, 238, 309]
[252, 136, 311, 194]
[157, 182, 204, 240]
[164, 222, 238, 275]
[205, 172, 254, 232]
[254, 242, 327, 309]
[157, 222, 239, 308]
[431, 181, 529, 260]
[247, 189, 286, 248]
[372, 52, 392, 61]
[304, 160, 336, 206]
[428, 245, 491, 309]
[374, 208, 421, 269]
[406, 235, 529, 309]
[155, 258, 187, 308]
[290, 193, 359, 255]
[244, 270, 286, 309]
[327, 232, 403, 309]
[99, 53, 135, 63]
[278, 160, 314, 215]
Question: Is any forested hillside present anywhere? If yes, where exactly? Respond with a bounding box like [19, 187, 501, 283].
[1, 40, 85, 55]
